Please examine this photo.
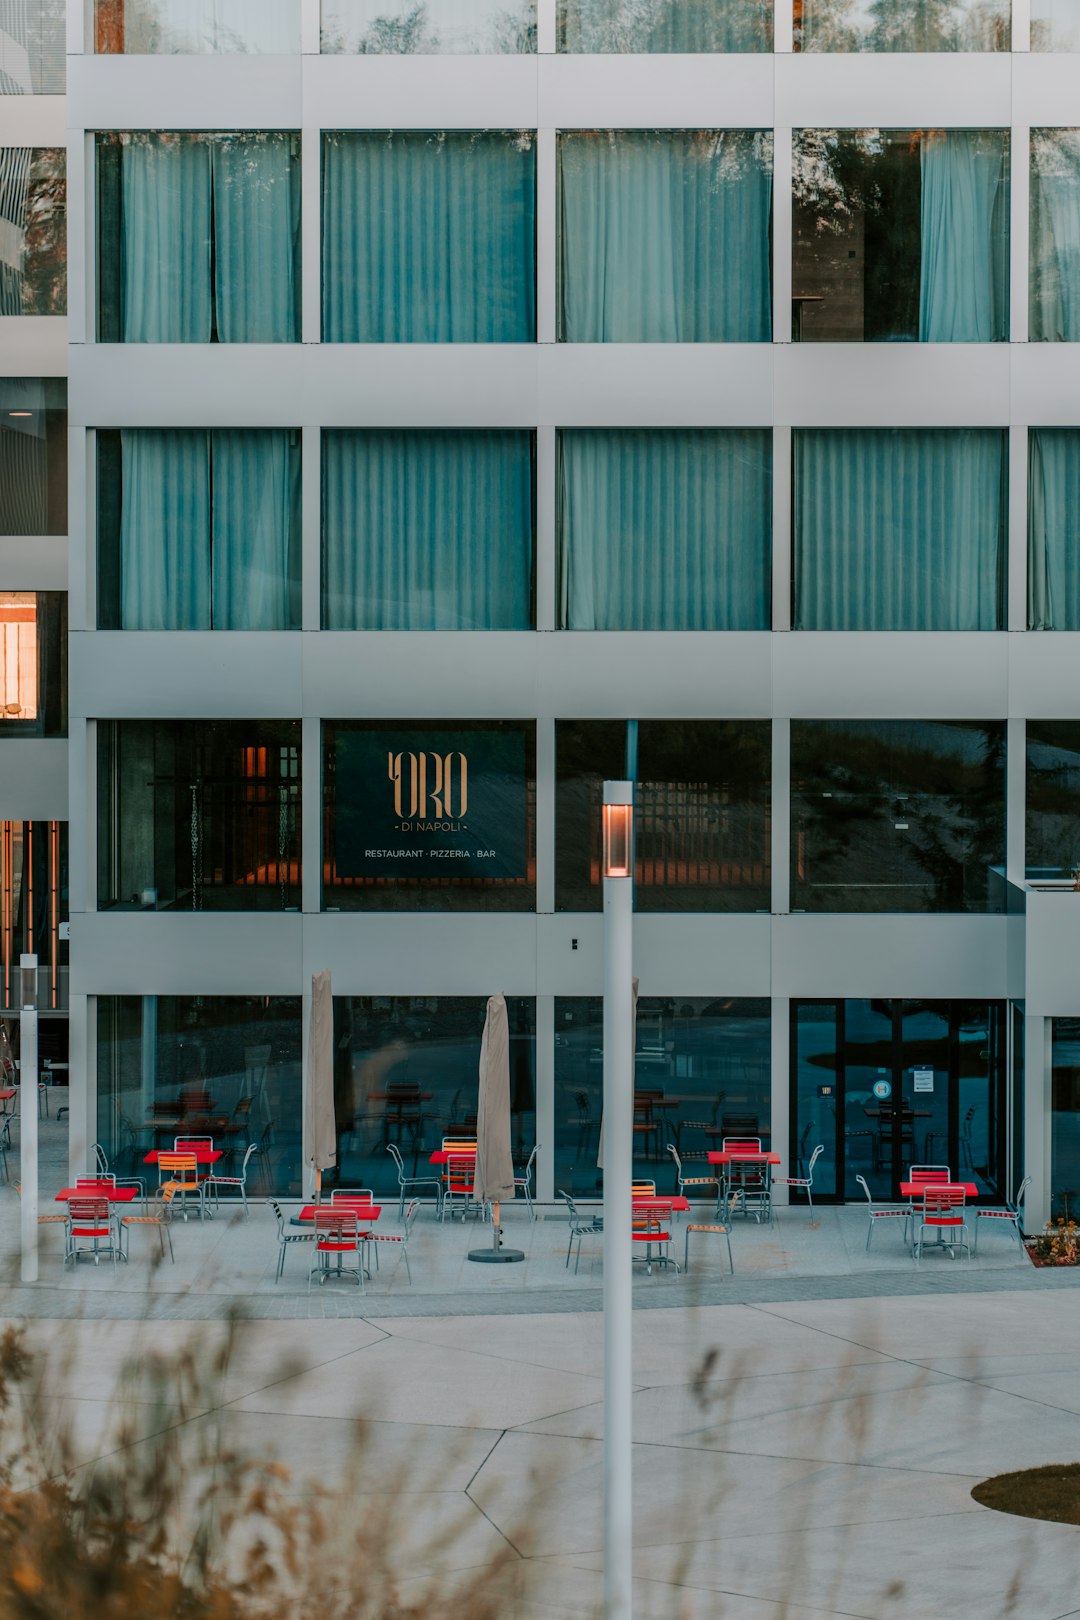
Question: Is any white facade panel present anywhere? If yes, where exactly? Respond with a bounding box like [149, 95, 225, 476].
[775, 634, 1011, 719]
[776, 344, 1012, 428]
[0, 537, 67, 591]
[772, 914, 1012, 997]
[1009, 635, 1080, 716]
[303, 913, 538, 995]
[539, 54, 774, 129]
[0, 98, 66, 145]
[304, 54, 540, 131]
[774, 51, 1013, 128]
[71, 913, 304, 995]
[0, 319, 67, 377]
[66, 54, 304, 130]
[0, 740, 68, 819]
[1023, 890, 1080, 1015]
[70, 632, 305, 718]
[1012, 53, 1080, 124]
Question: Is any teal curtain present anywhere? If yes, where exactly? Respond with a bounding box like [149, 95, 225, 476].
[118, 430, 299, 629]
[1029, 429, 1080, 629]
[322, 131, 536, 342]
[919, 129, 1010, 342]
[557, 130, 772, 342]
[322, 430, 533, 628]
[558, 429, 771, 629]
[211, 135, 300, 341]
[557, 0, 771, 51]
[794, 429, 1006, 631]
[119, 133, 298, 342]
[1030, 129, 1080, 342]
[121, 136, 212, 342]
[120, 431, 211, 629]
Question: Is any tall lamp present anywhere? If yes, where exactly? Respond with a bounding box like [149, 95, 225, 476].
[19, 953, 38, 1283]
[602, 782, 633, 1620]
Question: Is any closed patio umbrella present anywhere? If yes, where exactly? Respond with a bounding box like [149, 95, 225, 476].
[305, 970, 336, 1201]
[469, 993, 524, 1264]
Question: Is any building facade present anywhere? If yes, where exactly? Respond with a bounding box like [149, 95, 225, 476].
[4, 0, 1080, 1220]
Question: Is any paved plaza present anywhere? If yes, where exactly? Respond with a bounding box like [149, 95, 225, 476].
[3, 1118, 1080, 1617]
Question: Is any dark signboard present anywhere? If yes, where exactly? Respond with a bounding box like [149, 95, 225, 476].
[335, 727, 527, 880]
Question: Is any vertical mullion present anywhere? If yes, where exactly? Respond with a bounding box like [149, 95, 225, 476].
[302, 128, 321, 345]
[1013, 0, 1031, 50]
[1008, 424, 1027, 632]
[1007, 716, 1026, 886]
[536, 714, 556, 912]
[1010, 124, 1030, 345]
[301, 716, 321, 916]
[773, 426, 792, 632]
[301, 0, 321, 53]
[536, 994, 555, 1201]
[302, 424, 321, 632]
[536, 127, 556, 345]
[771, 717, 790, 915]
[537, 0, 557, 53]
[772, 128, 793, 347]
[772, 997, 790, 1193]
[536, 425, 556, 631]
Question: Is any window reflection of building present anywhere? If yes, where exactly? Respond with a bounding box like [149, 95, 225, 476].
[0, 592, 36, 720]
[0, 592, 65, 736]
[0, 821, 67, 1011]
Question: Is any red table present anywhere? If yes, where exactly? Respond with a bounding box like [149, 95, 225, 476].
[707, 1151, 781, 1166]
[295, 1203, 381, 1223]
[633, 1195, 690, 1214]
[56, 1183, 138, 1203]
[901, 1181, 978, 1199]
[143, 1147, 223, 1165]
[430, 1148, 477, 1165]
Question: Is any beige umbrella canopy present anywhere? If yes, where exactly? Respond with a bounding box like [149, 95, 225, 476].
[469, 993, 525, 1263]
[305, 970, 336, 1200]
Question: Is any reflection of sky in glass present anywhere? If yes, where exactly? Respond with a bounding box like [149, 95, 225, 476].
[796, 0, 1009, 50]
[1032, 0, 1080, 48]
[321, 0, 536, 53]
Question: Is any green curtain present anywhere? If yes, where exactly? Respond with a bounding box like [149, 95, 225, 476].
[919, 129, 1010, 342]
[1029, 429, 1080, 629]
[322, 131, 536, 342]
[1031, 129, 1080, 342]
[558, 429, 771, 629]
[322, 430, 534, 628]
[557, 130, 772, 342]
[794, 429, 1006, 630]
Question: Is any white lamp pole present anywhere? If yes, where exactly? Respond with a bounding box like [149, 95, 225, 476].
[602, 781, 634, 1620]
[19, 953, 39, 1283]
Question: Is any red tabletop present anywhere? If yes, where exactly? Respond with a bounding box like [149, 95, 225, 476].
[632, 1196, 690, 1214]
[56, 1183, 138, 1203]
[901, 1181, 978, 1199]
[708, 1151, 781, 1166]
[297, 1203, 381, 1223]
[143, 1147, 223, 1165]
[0, 1088, 14, 1103]
[430, 1148, 477, 1165]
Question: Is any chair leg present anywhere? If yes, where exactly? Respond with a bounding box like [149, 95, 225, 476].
[402, 1246, 411, 1283]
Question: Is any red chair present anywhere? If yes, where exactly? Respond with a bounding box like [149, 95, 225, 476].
[65, 1197, 118, 1268]
[631, 1204, 679, 1275]
[308, 1210, 363, 1290]
[441, 1155, 478, 1223]
[914, 1185, 970, 1262]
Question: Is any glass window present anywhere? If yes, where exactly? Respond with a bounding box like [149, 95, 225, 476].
[322, 131, 536, 343]
[0, 147, 65, 315]
[324, 720, 536, 912]
[558, 131, 772, 343]
[1052, 1016, 1080, 1217]
[1029, 429, 1080, 630]
[96, 133, 301, 342]
[792, 129, 1009, 343]
[97, 429, 302, 630]
[557, 0, 771, 51]
[554, 996, 771, 1199]
[0, 378, 66, 535]
[793, 429, 1007, 631]
[794, 0, 1009, 51]
[322, 430, 535, 630]
[1032, 0, 1080, 48]
[791, 720, 1007, 914]
[0, 1, 65, 91]
[1025, 722, 1080, 879]
[321, 0, 535, 51]
[0, 593, 65, 736]
[557, 429, 771, 631]
[97, 720, 302, 911]
[96, 996, 302, 1198]
[93, 0, 300, 52]
[333, 996, 536, 1198]
[556, 720, 771, 912]
[0, 821, 67, 1011]
[1031, 130, 1080, 343]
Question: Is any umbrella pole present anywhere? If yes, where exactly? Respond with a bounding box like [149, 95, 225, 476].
[315, 1168, 322, 1205]
[468, 1188, 526, 1264]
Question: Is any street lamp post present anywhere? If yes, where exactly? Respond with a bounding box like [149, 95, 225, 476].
[19, 953, 38, 1283]
[602, 781, 634, 1620]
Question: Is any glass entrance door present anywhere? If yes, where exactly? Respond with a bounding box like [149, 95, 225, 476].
[791, 999, 1005, 1202]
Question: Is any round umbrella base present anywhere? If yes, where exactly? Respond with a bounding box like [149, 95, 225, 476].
[467, 1249, 526, 1263]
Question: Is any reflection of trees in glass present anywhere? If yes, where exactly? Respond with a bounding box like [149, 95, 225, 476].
[0, 147, 65, 316]
[321, 1, 536, 54]
[94, 0, 299, 54]
[795, 0, 1009, 50]
[557, 0, 771, 51]
[792, 722, 1006, 913]
[0, 0, 66, 91]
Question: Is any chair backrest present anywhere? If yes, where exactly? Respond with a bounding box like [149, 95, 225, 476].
[239, 1142, 258, 1174]
[723, 1138, 761, 1154]
[175, 1136, 213, 1152]
[806, 1144, 825, 1177]
[1013, 1175, 1032, 1210]
[158, 1181, 178, 1210]
[77, 1174, 113, 1189]
[331, 1188, 374, 1205]
[922, 1185, 966, 1213]
[69, 1197, 110, 1223]
[666, 1143, 682, 1173]
[446, 1156, 474, 1190]
[93, 1143, 109, 1176]
[386, 1142, 405, 1179]
[522, 1143, 540, 1176]
[557, 1189, 580, 1224]
[442, 1138, 476, 1153]
[631, 1210, 665, 1236]
[315, 1210, 358, 1240]
[158, 1152, 197, 1176]
[402, 1199, 419, 1233]
[632, 1180, 656, 1198]
[855, 1174, 874, 1208]
[909, 1165, 950, 1183]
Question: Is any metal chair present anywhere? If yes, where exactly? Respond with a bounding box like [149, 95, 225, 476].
[155, 1152, 204, 1221]
[387, 1142, 442, 1219]
[308, 1210, 364, 1291]
[774, 1144, 825, 1218]
[441, 1155, 480, 1223]
[65, 1197, 118, 1268]
[631, 1206, 679, 1275]
[93, 1142, 146, 1208]
[270, 1198, 316, 1282]
[372, 1197, 419, 1281]
[913, 1185, 970, 1262]
[666, 1143, 719, 1204]
[974, 1176, 1031, 1255]
[202, 1142, 258, 1213]
[856, 1174, 911, 1250]
[558, 1189, 602, 1273]
[683, 1212, 736, 1275]
[119, 1182, 177, 1262]
[513, 1144, 540, 1218]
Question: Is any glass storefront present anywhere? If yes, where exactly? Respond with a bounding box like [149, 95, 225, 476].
[96, 995, 303, 1197]
[556, 720, 772, 913]
[1051, 1017, 1080, 1218]
[97, 720, 302, 911]
[554, 996, 771, 1198]
[792, 999, 1006, 1202]
[332, 996, 536, 1197]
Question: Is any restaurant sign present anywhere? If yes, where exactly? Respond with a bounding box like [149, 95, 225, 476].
[335, 728, 527, 880]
